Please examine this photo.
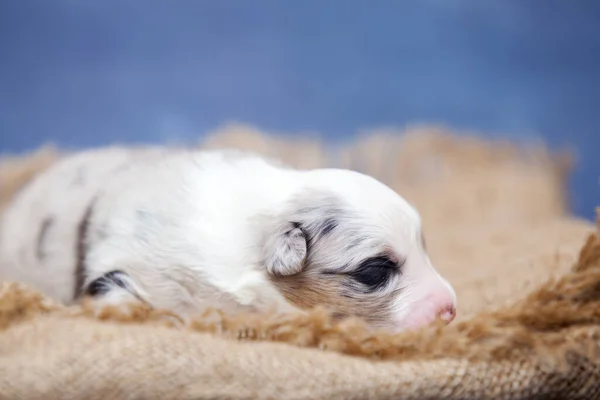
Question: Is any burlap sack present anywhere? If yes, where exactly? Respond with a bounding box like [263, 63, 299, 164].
[0, 126, 598, 399]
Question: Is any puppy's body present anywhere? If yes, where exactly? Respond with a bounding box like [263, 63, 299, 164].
[0, 146, 456, 332]
[0, 147, 300, 313]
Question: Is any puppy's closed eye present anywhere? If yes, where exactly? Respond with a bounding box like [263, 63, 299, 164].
[349, 255, 400, 292]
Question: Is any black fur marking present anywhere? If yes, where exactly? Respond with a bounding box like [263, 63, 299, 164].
[348, 255, 399, 292]
[85, 270, 130, 296]
[319, 217, 338, 237]
[303, 228, 313, 259]
[321, 270, 338, 275]
[35, 217, 54, 260]
[73, 200, 95, 300]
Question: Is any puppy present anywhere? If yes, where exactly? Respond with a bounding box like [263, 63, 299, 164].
[0, 146, 456, 332]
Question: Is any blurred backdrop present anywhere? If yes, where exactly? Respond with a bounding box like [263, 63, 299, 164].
[0, 1, 599, 219]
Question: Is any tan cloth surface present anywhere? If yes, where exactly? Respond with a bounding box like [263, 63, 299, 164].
[0, 126, 599, 399]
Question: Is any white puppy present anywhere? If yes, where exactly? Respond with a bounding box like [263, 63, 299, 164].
[0, 146, 456, 332]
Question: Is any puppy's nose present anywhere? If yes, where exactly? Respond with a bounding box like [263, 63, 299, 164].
[438, 304, 456, 324]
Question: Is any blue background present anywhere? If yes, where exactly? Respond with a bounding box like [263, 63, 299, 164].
[1, 1, 599, 219]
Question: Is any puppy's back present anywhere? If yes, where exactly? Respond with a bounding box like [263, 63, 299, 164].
[0, 146, 164, 303]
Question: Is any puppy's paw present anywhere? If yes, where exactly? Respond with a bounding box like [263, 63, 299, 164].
[79, 271, 183, 327]
[82, 284, 151, 321]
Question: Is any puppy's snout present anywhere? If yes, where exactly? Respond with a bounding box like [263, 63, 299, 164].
[397, 282, 457, 331]
[438, 304, 456, 324]
[425, 289, 456, 325]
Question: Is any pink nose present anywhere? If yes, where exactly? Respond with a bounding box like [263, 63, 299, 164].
[400, 300, 457, 331]
[438, 304, 456, 324]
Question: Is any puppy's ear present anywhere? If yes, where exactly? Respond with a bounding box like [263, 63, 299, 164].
[261, 187, 344, 276]
[263, 222, 307, 277]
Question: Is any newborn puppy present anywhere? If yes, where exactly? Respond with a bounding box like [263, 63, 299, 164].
[0, 146, 456, 332]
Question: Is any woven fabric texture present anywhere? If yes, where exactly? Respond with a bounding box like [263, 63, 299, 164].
[0, 126, 598, 400]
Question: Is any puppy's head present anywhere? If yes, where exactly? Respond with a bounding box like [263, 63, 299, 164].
[260, 168, 456, 332]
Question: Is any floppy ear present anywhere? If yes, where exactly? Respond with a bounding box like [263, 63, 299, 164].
[261, 187, 345, 276]
[263, 222, 308, 277]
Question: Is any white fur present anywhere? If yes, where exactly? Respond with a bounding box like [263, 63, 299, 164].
[0, 146, 456, 331]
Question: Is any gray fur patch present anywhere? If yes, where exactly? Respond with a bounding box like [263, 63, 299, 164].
[73, 200, 95, 300]
[35, 217, 54, 261]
